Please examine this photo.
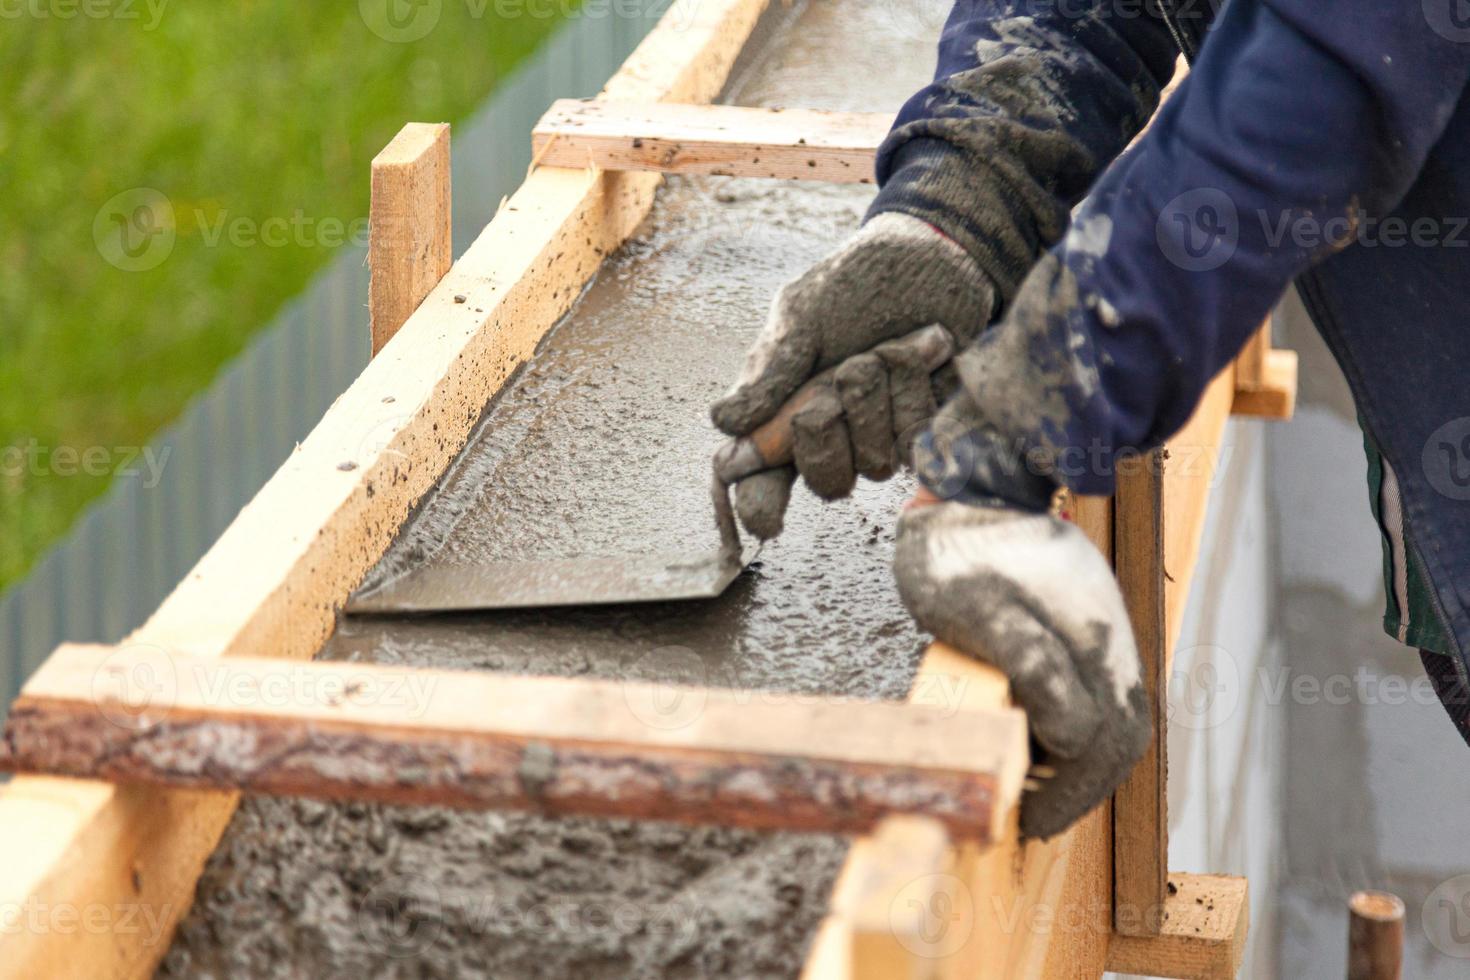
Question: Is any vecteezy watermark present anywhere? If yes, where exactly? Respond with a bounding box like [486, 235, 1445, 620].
[1424, 0, 1470, 43]
[93, 188, 177, 273]
[89, 647, 440, 731]
[0, 0, 168, 29]
[1167, 644, 1241, 732]
[1156, 188, 1240, 272]
[1258, 210, 1470, 252]
[358, 0, 696, 43]
[1, 439, 170, 488]
[94, 187, 374, 272]
[0, 898, 174, 946]
[890, 872, 976, 960]
[1157, 189, 1470, 272]
[358, 873, 445, 958]
[356, 872, 708, 958]
[91, 644, 179, 731]
[1161, 644, 1462, 732]
[1423, 417, 1470, 501]
[619, 646, 976, 731]
[1425, 874, 1470, 958]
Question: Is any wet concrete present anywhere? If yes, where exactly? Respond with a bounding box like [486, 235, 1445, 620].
[159, 2, 952, 977]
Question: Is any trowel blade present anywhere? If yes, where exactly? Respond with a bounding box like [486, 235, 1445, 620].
[344, 543, 761, 615]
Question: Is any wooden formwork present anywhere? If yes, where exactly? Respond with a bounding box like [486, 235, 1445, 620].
[0, 1, 1290, 976]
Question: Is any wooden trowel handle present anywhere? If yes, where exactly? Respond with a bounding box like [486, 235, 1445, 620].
[713, 324, 956, 486]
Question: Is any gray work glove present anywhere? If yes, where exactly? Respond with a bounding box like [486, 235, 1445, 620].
[710, 212, 997, 539]
[893, 497, 1150, 840]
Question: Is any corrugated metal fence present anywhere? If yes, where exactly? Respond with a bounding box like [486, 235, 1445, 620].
[0, 8, 662, 718]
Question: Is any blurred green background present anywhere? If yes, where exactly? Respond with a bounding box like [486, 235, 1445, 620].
[0, 2, 574, 590]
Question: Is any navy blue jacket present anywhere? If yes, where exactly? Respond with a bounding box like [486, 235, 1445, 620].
[873, 1, 1470, 670]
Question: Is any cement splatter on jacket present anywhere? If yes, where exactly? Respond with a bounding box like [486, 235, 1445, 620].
[873, 0, 1470, 668]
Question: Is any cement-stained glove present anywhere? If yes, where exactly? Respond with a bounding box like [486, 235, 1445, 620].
[893, 493, 1150, 840]
[709, 213, 996, 540]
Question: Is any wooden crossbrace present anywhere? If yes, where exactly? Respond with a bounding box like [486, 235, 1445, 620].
[0, 645, 1027, 841]
[533, 99, 892, 183]
[531, 96, 1298, 426]
[1233, 317, 1298, 420]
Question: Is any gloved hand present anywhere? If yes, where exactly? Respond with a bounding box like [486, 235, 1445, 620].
[893, 493, 1150, 840]
[710, 212, 996, 539]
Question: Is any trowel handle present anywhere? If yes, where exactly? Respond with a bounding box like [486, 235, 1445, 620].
[712, 324, 956, 485]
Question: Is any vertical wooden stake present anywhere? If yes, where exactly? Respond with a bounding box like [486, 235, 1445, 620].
[1112, 449, 1168, 936]
[1348, 891, 1404, 980]
[369, 122, 452, 356]
[1235, 317, 1272, 391]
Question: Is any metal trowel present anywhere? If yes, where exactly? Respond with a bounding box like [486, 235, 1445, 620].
[344, 324, 955, 615]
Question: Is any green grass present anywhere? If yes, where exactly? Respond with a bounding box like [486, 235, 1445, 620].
[0, 2, 575, 590]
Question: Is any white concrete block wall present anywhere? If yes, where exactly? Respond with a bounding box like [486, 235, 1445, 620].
[1270, 293, 1470, 979]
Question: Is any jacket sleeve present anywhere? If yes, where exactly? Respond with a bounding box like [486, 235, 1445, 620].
[918, 0, 1470, 502]
[868, 0, 1185, 311]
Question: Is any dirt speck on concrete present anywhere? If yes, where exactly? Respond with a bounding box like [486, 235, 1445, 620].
[160, 2, 952, 977]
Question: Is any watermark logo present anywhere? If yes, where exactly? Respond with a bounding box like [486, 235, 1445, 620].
[1422, 417, 1470, 501]
[0, 0, 170, 30]
[358, 873, 444, 958]
[360, 0, 442, 42]
[1425, 0, 1470, 43]
[90, 644, 179, 732]
[1167, 644, 1240, 731]
[1425, 874, 1470, 958]
[891, 873, 975, 959]
[1156, 188, 1238, 272]
[622, 646, 709, 730]
[1, 440, 171, 489]
[93, 189, 373, 273]
[357, 413, 414, 469]
[872, 0, 951, 42]
[93, 188, 176, 272]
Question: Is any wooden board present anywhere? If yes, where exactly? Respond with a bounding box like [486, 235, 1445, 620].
[1105, 873, 1249, 980]
[1164, 365, 1238, 656]
[0, 2, 772, 977]
[369, 122, 452, 355]
[1112, 449, 1168, 936]
[1232, 347, 1298, 420]
[2, 645, 1027, 841]
[533, 100, 892, 183]
[1112, 363, 1238, 937]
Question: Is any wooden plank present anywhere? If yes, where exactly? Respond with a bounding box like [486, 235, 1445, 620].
[0, 3, 772, 978]
[1234, 320, 1271, 390]
[369, 122, 452, 356]
[1, 645, 1027, 841]
[1232, 315, 1297, 420]
[829, 816, 955, 978]
[1112, 364, 1237, 937]
[803, 495, 1117, 980]
[1164, 366, 1237, 655]
[1232, 348, 1298, 420]
[532, 99, 892, 183]
[1106, 874, 1248, 980]
[1112, 448, 1168, 937]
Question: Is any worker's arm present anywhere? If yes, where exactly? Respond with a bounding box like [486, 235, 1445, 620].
[926, 0, 1470, 504]
[710, 0, 1183, 538]
[896, 0, 1470, 837]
